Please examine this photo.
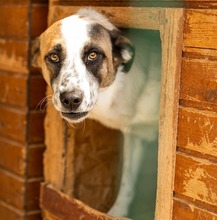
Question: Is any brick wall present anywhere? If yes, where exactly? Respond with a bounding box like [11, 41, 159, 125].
[0, 0, 48, 219]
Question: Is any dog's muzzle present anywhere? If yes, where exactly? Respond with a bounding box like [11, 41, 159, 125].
[59, 90, 88, 122]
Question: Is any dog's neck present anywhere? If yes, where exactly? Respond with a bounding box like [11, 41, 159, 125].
[89, 59, 146, 130]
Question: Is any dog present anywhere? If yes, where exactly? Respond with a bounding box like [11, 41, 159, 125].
[32, 8, 161, 218]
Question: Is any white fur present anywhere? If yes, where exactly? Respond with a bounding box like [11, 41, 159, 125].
[52, 15, 99, 121]
[40, 9, 161, 218]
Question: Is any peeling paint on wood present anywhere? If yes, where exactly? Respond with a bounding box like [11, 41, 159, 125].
[175, 153, 217, 207]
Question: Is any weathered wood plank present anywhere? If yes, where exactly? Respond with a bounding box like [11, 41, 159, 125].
[29, 75, 47, 110]
[0, 201, 23, 220]
[49, 6, 161, 30]
[0, 5, 28, 39]
[0, 71, 27, 108]
[73, 119, 123, 213]
[183, 47, 217, 61]
[184, 10, 217, 49]
[28, 111, 45, 144]
[173, 199, 217, 220]
[180, 59, 217, 111]
[174, 153, 217, 207]
[40, 183, 128, 220]
[0, 137, 25, 176]
[178, 107, 217, 158]
[43, 87, 66, 190]
[31, 4, 48, 38]
[0, 106, 26, 143]
[155, 8, 183, 220]
[0, 39, 28, 73]
[0, 171, 25, 210]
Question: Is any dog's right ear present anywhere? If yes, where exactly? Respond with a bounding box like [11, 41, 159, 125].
[110, 29, 135, 73]
[31, 37, 41, 68]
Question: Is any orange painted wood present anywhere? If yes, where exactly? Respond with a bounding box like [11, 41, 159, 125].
[177, 107, 217, 158]
[174, 153, 217, 208]
[184, 10, 217, 49]
[0, 171, 25, 210]
[183, 47, 217, 61]
[28, 111, 45, 144]
[0, 106, 26, 143]
[173, 199, 217, 220]
[0, 137, 25, 176]
[0, 203, 23, 220]
[31, 4, 48, 38]
[28, 145, 45, 178]
[73, 119, 123, 212]
[0, 5, 28, 39]
[40, 183, 129, 220]
[26, 179, 42, 211]
[0, 39, 28, 73]
[0, 71, 27, 108]
[29, 75, 47, 110]
[180, 59, 217, 111]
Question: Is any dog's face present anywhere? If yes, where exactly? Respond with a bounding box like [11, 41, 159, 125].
[33, 9, 134, 123]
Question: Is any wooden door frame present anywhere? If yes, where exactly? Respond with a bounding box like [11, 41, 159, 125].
[42, 6, 184, 220]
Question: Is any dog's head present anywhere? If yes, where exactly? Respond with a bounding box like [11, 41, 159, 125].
[32, 9, 134, 123]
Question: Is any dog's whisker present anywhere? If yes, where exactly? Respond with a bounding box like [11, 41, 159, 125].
[35, 95, 52, 111]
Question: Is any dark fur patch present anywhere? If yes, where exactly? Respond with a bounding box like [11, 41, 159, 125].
[82, 43, 105, 84]
[45, 44, 65, 85]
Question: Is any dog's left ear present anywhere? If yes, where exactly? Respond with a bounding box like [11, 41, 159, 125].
[110, 29, 135, 73]
[31, 37, 41, 68]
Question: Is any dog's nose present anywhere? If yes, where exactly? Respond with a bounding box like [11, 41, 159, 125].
[60, 91, 83, 110]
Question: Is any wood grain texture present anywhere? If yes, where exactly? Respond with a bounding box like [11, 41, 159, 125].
[180, 59, 217, 111]
[28, 111, 45, 144]
[0, 71, 27, 108]
[155, 8, 183, 220]
[178, 107, 217, 158]
[40, 184, 128, 220]
[183, 47, 217, 61]
[31, 4, 48, 38]
[0, 39, 28, 73]
[50, 0, 217, 8]
[0, 201, 23, 220]
[175, 153, 217, 208]
[29, 75, 47, 110]
[0, 106, 26, 143]
[0, 5, 28, 39]
[73, 120, 123, 213]
[0, 171, 24, 210]
[173, 199, 217, 220]
[49, 6, 161, 30]
[184, 10, 217, 49]
[0, 137, 25, 176]
[43, 87, 67, 190]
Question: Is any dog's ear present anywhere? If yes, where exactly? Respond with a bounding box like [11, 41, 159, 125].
[110, 29, 135, 73]
[31, 37, 41, 68]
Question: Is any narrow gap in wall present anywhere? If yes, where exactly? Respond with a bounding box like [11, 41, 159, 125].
[121, 28, 161, 220]
[25, 1, 33, 219]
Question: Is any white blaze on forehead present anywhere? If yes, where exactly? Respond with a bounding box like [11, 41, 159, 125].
[61, 15, 90, 57]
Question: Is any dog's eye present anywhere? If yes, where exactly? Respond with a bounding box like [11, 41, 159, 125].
[88, 52, 98, 61]
[49, 54, 60, 63]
